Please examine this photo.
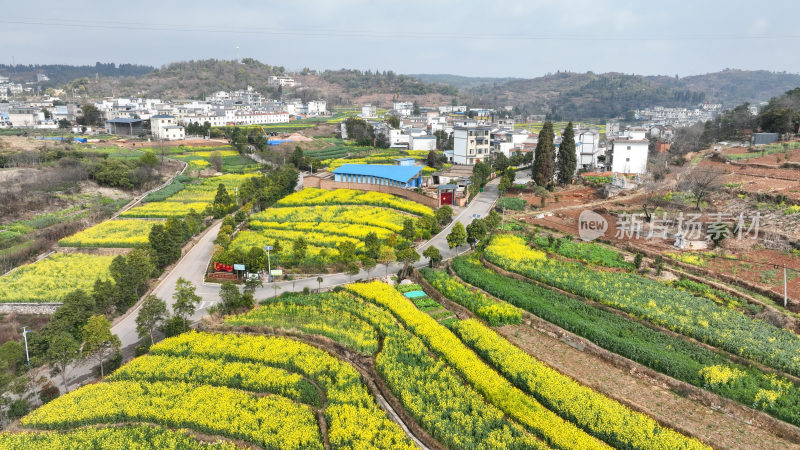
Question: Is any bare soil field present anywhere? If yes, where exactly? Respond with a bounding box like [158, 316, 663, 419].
[503, 158, 800, 309]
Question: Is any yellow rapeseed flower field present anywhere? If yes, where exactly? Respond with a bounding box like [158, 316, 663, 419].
[0, 253, 115, 303]
[58, 219, 161, 248]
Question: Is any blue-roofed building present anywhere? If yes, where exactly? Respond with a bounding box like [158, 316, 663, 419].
[333, 164, 423, 188]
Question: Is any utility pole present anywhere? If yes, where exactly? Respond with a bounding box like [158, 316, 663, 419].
[264, 245, 273, 282]
[784, 264, 788, 308]
[21, 327, 30, 370]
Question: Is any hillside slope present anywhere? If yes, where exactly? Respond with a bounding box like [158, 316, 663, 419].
[65, 59, 459, 106]
[0, 62, 153, 87]
[424, 70, 800, 119]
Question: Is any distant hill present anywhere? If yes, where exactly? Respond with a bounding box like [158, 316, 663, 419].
[409, 74, 519, 90]
[460, 70, 800, 120]
[63, 59, 459, 106]
[672, 70, 800, 106]
[465, 72, 706, 120]
[0, 62, 154, 87]
[38, 61, 800, 120]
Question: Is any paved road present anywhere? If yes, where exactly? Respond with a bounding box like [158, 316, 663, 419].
[66, 181, 500, 388]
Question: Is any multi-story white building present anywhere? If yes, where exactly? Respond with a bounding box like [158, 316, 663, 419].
[575, 128, 602, 171]
[361, 104, 377, 118]
[606, 139, 649, 174]
[409, 135, 437, 151]
[625, 127, 647, 140]
[393, 101, 414, 116]
[161, 126, 185, 140]
[268, 76, 296, 87]
[232, 112, 290, 125]
[183, 110, 232, 128]
[438, 105, 467, 114]
[388, 129, 409, 148]
[493, 141, 515, 158]
[452, 118, 480, 128]
[454, 126, 491, 165]
[495, 118, 515, 131]
[306, 100, 327, 116]
[151, 114, 185, 140]
[8, 108, 44, 128]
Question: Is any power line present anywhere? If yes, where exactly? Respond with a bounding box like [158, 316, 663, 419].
[3, 17, 800, 42]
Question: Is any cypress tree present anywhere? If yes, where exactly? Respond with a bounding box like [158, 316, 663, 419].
[532, 121, 555, 186]
[557, 122, 577, 185]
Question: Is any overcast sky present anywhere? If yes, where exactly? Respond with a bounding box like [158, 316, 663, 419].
[2, 1, 798, 78]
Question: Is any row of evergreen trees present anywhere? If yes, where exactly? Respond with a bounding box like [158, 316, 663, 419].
[532, 121, 577, 187]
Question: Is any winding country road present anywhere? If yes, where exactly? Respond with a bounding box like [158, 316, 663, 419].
[67, 180, 499, 387]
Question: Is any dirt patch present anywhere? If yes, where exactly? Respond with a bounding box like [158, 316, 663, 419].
[508, 185, 599, 211]
[0, 313, 49, 343]
[76, 181, 131, 200]
[0, 136, 48, 152]
[720, 144, 800, 166]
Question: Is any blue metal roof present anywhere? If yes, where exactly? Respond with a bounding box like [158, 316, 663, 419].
[106, 118, 143, 124]
[333, 164, 422, 183]
[151, 114, 174, 119]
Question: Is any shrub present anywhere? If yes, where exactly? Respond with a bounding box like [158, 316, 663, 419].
[8, 398, 29, 419]
[39, 383, 60, 405]
[497, 197, 527, 211]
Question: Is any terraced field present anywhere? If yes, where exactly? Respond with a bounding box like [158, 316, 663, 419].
[450, 233, 800, 429]
[218, 285, 707, 450]
[58, 219, 160, 248]
[0, 253, 115, 303]
[4, 331, 412, 449]
[121, 174, 257, 218]
[226, 188, 430, 264]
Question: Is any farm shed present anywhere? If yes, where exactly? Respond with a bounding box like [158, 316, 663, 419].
[333, 164, 423, 188]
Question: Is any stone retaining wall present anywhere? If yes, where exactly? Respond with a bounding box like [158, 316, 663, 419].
[0, 303, 62, 315]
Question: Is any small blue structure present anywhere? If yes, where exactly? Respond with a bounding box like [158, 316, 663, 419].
[395, 157, 416, 166]
[333, 163, 423, 188]
[35, 136, 88, 143]
[403, 290, 428, 299]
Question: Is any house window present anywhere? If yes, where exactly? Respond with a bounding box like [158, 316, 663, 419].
[627, 146, 631, 150]
[626, 158, 630, 162]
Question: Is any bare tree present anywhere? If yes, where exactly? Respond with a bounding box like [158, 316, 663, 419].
[640, 181, 665, 222]
[679, 167, 725, 210]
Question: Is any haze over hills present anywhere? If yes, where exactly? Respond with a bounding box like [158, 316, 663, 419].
[0, 63, 154, 87]
[408, 74, 520, 90]
[4, 59, 800, 120]
[415, 69, 800, 119]
[27, 59, 459, 106]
